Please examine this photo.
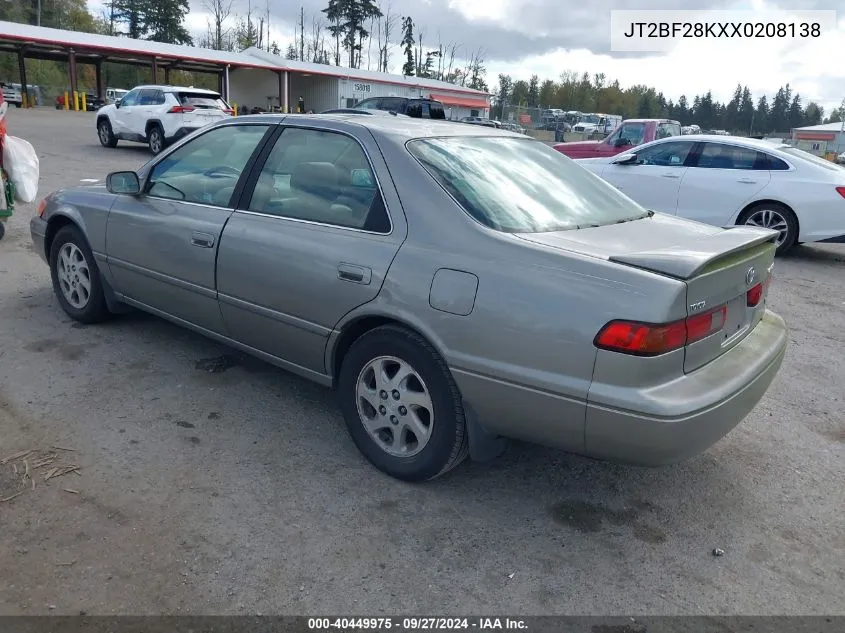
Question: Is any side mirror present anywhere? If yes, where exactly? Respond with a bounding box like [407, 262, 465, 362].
[107, 171, 141, 195]
[612, 153, 638, 165]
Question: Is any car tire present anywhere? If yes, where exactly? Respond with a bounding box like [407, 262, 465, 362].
[97, 119, 118, 148]
[338, 324, 469, 482]
[0, 221, 5, 241]
[148, 125, 165, 155]
[738, 202, 798, 255]
[49, 225, 111, 324]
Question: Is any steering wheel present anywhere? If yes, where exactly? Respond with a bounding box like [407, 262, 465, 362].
[203, 165, 241, 178]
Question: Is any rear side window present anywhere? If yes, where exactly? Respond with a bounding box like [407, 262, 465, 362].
[177, 92, 227, 110]
[381, 98, 407, 113]
[763, 154, 790, 170]
[656, 122, 681, 138]
[428, 101, 446, 119]
[695, 143, 768, 170]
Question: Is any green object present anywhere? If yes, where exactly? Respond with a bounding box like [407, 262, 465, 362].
[1, 167, 14, 215]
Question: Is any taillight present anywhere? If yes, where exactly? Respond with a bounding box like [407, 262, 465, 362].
[595, 305, 727, 356]
[223, 108, 234, 115]
[836, 187, 845, 199]
[168, 105, 195, 113]
[37, 198, 47, 217]
[747, 273, 773, 307]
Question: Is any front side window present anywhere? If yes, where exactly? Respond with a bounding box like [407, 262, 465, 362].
[356, 98, 382, 110]
[694, 143, 767, 170]
[247, 127, 390, 232]
[146, 124, 270, 206]
[408, 136, 648, 233]
[634, 140, 695, 166]
[608, 123, 646, 147]
[120, 90, 140, 107]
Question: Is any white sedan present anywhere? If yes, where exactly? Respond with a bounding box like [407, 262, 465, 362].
[576, 135, 845, 254]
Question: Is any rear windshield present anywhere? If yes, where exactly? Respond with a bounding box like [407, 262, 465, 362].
[407, 136, 647, 232]
[177, 92, 228, 109]
[780, 146, 844, 171]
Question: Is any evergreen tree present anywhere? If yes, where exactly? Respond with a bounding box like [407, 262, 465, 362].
[146, 0, 192, 45]
[527, 74, 539, 108]
[400, 17, 415, 76]
[788, 94, 804, 130]
[755, 95, 769, 134]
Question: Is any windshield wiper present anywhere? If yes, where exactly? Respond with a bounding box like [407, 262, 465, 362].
[615, 210, 654, 224]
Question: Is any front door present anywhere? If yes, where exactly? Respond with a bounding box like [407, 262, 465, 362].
[105, 123, 273, 333]
[216, 123, 407, 376]
[675, 141, 772, 226]
[112, 88, 141, 136]
[598, 139, 696, 215]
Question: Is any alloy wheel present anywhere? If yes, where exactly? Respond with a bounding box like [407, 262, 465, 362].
[744, 208, 789, 246]
[56, 243, 91, 309]
[355, 355, 435, 458]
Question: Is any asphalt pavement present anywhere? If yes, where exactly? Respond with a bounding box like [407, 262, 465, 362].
[0, 108, 843, 615]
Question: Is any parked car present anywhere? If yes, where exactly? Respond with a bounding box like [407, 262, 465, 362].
[106, 88, 129, 104]
[95, 85, 234, 154]
[575, 134, 845, 254]
[572, 113, 622, 136]
[352, 96, 446, 119]
[1, 81, 21, 107]
[554, 118, 682, 159]
[31, 115, 787, 481]
[460, 116, 498, 127]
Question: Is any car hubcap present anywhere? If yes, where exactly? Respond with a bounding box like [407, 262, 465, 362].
[99, 124, 109, 143]
[57, 243, 91, 309]
[745, 209, 789, 246]
[356, 355, 434, 458]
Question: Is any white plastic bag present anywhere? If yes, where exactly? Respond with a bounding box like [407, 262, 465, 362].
[2, 135, 39, 203]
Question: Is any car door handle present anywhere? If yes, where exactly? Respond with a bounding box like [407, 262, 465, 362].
[191, 231, 215, 248]
[661, 173, 680, 179]
[337, 263, 371, 285]
[737, 178, 757, 184]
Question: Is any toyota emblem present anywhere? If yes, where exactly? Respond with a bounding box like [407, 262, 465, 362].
[746, 267, 756, 285]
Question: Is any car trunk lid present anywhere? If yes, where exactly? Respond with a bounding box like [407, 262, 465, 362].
[515, 214, 777, 372]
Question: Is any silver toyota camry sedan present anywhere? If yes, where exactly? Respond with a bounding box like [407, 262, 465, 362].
[30, 114, 788, 482]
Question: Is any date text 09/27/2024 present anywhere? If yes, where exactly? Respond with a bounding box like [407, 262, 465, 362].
[307, 617, 528, 630]
[622, 21, 821, 39]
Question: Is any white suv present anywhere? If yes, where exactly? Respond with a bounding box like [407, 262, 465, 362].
[96, 85, 234, 154]
[1, 82, 22, 107]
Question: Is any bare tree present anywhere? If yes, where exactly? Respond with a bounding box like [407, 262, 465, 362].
[367, 14, 376, 70]
[309, 14, 328, 63]
[378, 2, 398, 72]
[299, 7, 305, 60]
[203, 0, 234, 51]
[445, 41, 460, 81]
[414, 27, 425, 76]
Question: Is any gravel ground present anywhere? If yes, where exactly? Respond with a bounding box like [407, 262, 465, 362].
[0, 108, 843, 616]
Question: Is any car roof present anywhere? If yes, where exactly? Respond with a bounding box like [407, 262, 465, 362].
[663, 134, 791, 151]
[131, 85, 220, 94]
[229, 112, 527, 141]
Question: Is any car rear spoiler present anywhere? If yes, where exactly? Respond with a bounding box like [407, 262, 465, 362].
[608, 226, 778, 280]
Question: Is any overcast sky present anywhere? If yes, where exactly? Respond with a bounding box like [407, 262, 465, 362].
[88, 0, 845, 113]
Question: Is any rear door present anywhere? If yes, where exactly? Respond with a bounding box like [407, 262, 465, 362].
[597, 139, 696, 214]
[105, 123, 273, 333]
[215, 123, 407, 375]
[675, 141, 771, 227]
[132, 89, 162, 135]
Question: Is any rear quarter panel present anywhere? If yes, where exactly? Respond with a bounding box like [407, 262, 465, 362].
[341, 133, 689, 450]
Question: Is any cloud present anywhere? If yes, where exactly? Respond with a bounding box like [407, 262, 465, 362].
[87, 0, 845, 112]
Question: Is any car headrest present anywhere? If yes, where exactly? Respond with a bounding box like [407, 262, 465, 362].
[291, 162, 339, 197]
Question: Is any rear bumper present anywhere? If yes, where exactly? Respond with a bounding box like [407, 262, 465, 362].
[584, 310, 788, 465]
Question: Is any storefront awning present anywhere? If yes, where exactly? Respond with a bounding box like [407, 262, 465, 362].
[430, 93, 489, 109]
[795, 132, 836, 141]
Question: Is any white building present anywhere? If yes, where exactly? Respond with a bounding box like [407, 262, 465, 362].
[0, 21, 492, 120]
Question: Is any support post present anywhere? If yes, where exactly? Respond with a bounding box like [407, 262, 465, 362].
[68, 48, 78, 109]
[95, 59, 104, 102]
[164, 66, 171, 84]
[17, 48, 30, 108]
[151, 58, 158, 84]
[223, 65, 230, 102]
[217, 72, 224, 96]
[282, 70, 289, 113]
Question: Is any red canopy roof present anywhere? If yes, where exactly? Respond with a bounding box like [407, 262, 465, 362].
[430, 93, 489, 109]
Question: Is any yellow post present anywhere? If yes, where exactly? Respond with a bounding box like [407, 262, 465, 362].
[73, 91, 79, 111]
[81, 92, 87, 112]
[21, 93, 27, 108]
[233, 103, 238, 116]
[64, 91, 70, 110]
